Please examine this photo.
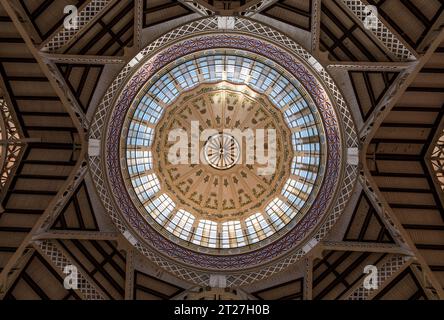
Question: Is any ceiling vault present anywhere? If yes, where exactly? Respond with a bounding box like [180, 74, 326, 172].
[0, 1, 88, 298]
[0, 0, 443, 300]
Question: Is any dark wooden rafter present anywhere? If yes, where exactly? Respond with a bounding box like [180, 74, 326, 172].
[51, 181, 99, 231]
[3, 252, 81, 300]
[143, 0, 193, 28]
[17, 0, 88, 44]
[133, 271, 185, 300]
[251, 277, 303, 300]
[349, 71, 400, 120]
[56, 63, 104, 113]
[373, 267, 429, 300]
[312, 251, 388, 300]
[343, 192, 395, 244]
[261, 0, 312, 31]
[57, 239, 126, 300]
[63, 0, 135, 56]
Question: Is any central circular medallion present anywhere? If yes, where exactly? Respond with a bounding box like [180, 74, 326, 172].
[204, 133, 240, 170]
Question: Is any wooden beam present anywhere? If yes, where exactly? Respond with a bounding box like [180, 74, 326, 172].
[0, 248, 34, 299]
[178, 0, 213, 16]
[244, 0, 279, 17]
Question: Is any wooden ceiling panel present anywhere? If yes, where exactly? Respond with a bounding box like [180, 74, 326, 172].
[343, 192, 394, 243]
[313, 251, 387, 300]
[18, 0, 88, 43]
[63, 0, 134, 56]
[262, 0, 311, 31]
[52, 182, 99, 231]
[3, 252, 80, 300]
[57, 240, 126, 300]
[367, 0, 444, 51]
[373, 268, 427, 300]
[349, 71, 399, 120]
[320, 1, 392, 62]
[57, 64, 104, 113]
[252, 278, 303, 300]
[143, 0, 193, 28]
[134, 270, 185, 300]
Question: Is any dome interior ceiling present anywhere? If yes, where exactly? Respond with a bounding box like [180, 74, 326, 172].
[0, 0, 443, 300]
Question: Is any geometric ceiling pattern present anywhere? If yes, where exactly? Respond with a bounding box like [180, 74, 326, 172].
[0, 0, 443, 300]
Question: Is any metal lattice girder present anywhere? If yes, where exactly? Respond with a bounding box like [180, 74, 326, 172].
[40, 0, 117, 53]
[327, 61, 414, 72]
[358, 171, 444, 299]
[346, 255, 412, 300]
[303, 257, 314, 300]
[340, 0, 416, 61]
[34, 240, 105, 300]
[41, 53, 126, 65]
[32, 231, 120, 241]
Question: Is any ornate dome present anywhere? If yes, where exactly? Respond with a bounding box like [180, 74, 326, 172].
[89, 17, 358, 285]
[121, 51, 326, 251]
